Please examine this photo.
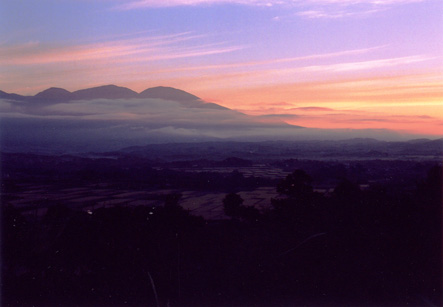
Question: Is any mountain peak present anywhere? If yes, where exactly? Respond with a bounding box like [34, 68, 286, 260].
[72, 84, 139, 100]
[35, 87, 71, 97]
[139, 86, 200, 101]
[33, 87, 73, 102]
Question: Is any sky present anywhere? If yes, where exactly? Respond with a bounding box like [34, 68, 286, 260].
[1, 0, 442, 136]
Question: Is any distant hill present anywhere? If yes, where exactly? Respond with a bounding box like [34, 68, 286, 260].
[117, 139, 443, 161]
[34, 87, 73, 103]
[139, 86, 228, 109]
[72, 85, 139, 100]
[0, 90, 27, 101]
[139, 86, 199, 101]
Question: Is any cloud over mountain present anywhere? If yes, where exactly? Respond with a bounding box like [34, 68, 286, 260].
[1, 84, 437, 153]
[0, 85, 304, 152]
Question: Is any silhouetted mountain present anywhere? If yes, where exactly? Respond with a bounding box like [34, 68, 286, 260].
[33, 87, 73, 102]
[72, 84, 139, 100]
[138, 86, 228, 109]
[429, 138, 443, 145]
[399, 138, 443, 154]
[343, 138, 381, 144]
[1, 85, 218, 106]
[139, 86, 200, 101]
[2, 85, 441, 153]
[407, 138, 431, 144]
[2, 85, 229, 110]
[0, 90, 27, 101]
[115, 139, 443, 162]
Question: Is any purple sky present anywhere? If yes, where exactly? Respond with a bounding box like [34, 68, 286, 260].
[1, 0, 442, 135]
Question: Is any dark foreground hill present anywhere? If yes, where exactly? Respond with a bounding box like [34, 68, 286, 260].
[2, 155, 441, 306]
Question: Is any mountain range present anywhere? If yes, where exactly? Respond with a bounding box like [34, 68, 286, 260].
[1, 85, 440, 153]
[0, 85, 228, 109]
[1, 85, 302, 152]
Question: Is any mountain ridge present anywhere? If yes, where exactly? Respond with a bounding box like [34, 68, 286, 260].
[139, 86, 199, 101]
[2, 85, 202, 101]
[72, 85, 139, 100]
[33, 87, 73, 102]
[1, 85, 230, 110]
[2, 86, 441, 154]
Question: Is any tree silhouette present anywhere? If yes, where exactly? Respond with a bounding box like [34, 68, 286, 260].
[333, 178, 361, 203]
[223, 193, 244, 218]
[277, 169, 313, 199]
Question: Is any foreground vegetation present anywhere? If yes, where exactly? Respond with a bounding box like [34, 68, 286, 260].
[2, 165, 442, 306]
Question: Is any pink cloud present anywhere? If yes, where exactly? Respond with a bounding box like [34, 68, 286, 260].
[0, 32, 242, 66]
[289, 107, 335, 112]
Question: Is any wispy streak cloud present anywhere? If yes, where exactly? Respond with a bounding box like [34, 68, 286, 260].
[115, 0, 428, 19]
[0, 32, 243, 66]
[115, 0, 274, 10]
[296, 0, 427, 18]
[116, 0, 426, 9]
[168, 45, 386, 71]
[174, 55, 435, 91]
[300, 55, 432, 72]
